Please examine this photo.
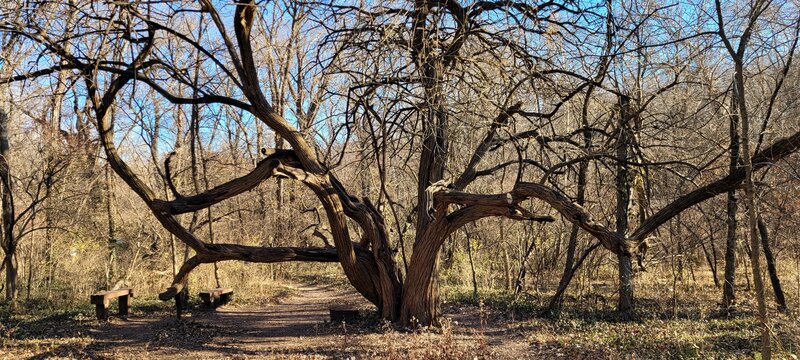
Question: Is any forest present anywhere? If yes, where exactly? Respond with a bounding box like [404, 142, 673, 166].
[0, 0, 799, 358]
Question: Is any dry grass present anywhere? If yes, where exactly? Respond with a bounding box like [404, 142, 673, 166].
[1, 270, 799, 359]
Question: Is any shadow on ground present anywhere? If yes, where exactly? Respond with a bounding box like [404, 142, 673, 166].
[3, 284, 380, 359]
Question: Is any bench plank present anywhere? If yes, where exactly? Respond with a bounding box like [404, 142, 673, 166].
[199, 288, 233, 296]
[90, 288, 134, 304]
[90, 288, 134, 321]
[199, 288, 234, 309]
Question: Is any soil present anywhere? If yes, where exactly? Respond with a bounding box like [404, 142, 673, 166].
[2, 284, 535, 359]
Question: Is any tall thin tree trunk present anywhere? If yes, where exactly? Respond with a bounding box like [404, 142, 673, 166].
[500, 224, 510, 292]
[616, 97, 634, 314]
[757, 215, 787, 312]
[708, 220, 720, 286]
[700, 238, 720, 288]
[104, 163, 117, 288]
[733, 69, 771, 358]
[25, 245, 32, 301]
[543, 242, 601, 316]
[0, 108, 16, 306]
[208, 207, 221, 288]
[546, 8, 611, 307]
[723, 90, 740, 309]
[514, 230, 536, 297]
[465, 236, 478, 299]
[548, 151, 588, 313]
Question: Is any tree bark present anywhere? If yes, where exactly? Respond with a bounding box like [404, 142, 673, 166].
[548, 129, 589, 312]
[465, 233, 478, 298]
[104, 163, 117, 288]
[400, 0, 451, 327]
[716, 0, 772, 352]
[722, 89, 740, 309]
[0, 108, 16, 306]
[757, 215, 787, 312]
[616, 97, 634, 314]
[514, 229, 536, 297]
[544, 242, 601, 316]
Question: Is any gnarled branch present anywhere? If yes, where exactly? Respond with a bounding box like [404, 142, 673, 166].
[152, 150, 301, 214]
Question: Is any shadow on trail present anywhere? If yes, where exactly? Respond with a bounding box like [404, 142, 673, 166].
[9, 284, 531, 358]
[78, 283, 365, 358]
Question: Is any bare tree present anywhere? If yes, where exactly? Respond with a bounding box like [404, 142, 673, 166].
[3, 0, 800, 328]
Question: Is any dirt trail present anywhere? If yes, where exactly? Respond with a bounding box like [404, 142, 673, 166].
[84, 284, 368, 358]
[201, 283, 366, 338]
[7, 284, 532, 359]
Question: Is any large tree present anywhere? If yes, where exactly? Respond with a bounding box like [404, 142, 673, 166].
[3, 0, 799, 327]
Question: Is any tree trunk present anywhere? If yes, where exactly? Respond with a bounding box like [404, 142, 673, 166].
[465, 234, 478, 298]
[722, 90, 740, 309]
[549, 144, 589, 312]
[733, 67, 771, 358]
[0, 108, 16, 306]
[401, 223, 448, 327]
[514, 231, 536, 297]
[501, 226, 511, 292]
[104, 163, 117, 288]
[544, 242, 601, 316]
[616, 97, 634, 314]
[757, 215, 787, 312]
[549, 224, 579, 312]
[700, 236, 720, 288]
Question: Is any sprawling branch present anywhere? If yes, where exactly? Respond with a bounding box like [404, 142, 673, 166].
[454, 129, 800, 255]
[158, 245, 344, 300]
[432, 186, 556, 236]
[152, 150, 301, 214]
[230, 0, 323, 173]
[630, 129, 800, 240]
[510, 182, 627, 253]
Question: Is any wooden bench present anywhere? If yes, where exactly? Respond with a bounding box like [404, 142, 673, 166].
[329, 306, 360, 323]
[199, 288, 233, 309]
[90, 288, 134, 321]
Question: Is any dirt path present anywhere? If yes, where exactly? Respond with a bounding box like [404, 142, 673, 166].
[6, 284, 534, 359]
[81, 284, 369, 359]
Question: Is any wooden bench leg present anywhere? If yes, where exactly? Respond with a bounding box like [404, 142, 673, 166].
[95, 301, 109, 321]
[200, 294, 212, 309]
[220, 292, 232, 305]
[175, 294, 182, 319]
[175, 287, 188, 319]
[119, 294, 129, 318]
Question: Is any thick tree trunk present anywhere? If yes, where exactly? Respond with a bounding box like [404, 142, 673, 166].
[617, 254, 634, 313]
[401, 223, 449, 327]
[401, 0, 450, 326]
[3, 252, 15, 303]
